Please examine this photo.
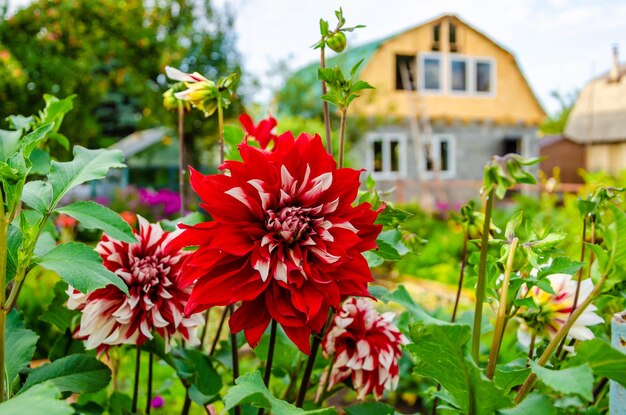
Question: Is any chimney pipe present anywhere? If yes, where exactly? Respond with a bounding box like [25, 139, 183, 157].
[609, 45, 620, 82]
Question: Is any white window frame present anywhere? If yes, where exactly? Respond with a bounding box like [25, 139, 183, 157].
[417, 52, 496, 98]
[449, 56, 471, 95]
[366, 133, 407, 180]
[473, 57, 497, 97]
[419, 134, 456, 180]
[418, 53, 444, 94]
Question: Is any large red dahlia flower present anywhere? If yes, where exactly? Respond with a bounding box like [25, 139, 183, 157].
[322, 297, 406, 399]
[67, 217, 204, 352]
[175, 132, 381, 353]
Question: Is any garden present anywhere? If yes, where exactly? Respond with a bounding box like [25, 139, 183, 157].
[2, 3, 626, 415]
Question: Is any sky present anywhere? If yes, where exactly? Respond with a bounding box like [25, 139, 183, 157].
[8, 0, 626, 114]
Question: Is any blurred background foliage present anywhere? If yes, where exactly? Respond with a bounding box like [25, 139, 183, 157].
[0, 0, 243, 164]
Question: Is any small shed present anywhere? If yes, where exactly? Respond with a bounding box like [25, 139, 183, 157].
[539, 135, 585, 183]
[564, 47, 626, 175]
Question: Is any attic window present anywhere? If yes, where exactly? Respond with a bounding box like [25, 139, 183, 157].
[432, 24, 441, 51]
[475, 60, 493, 93]
[419, 54, 442, 92]
[449, 23, 458, 52]
[395, 55, 416, 90]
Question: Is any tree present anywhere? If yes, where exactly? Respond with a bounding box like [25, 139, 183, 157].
[540, 90, 578, 135]
[0, 0, 242, 156]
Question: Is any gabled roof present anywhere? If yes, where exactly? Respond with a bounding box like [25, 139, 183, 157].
[279, 14, 544, 121]
[565, 63, 626, 144]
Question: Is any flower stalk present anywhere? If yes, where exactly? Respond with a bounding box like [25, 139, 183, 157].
[319, 45, 332, 155]
[338, 109, 347, 168]
[146, 352, 154, 414]
[471, 188, 495, 362]
[258, 319, 278, 415]
[131, 345, 142, 414]
[178, 100, 186, 217]
[452, 232, 469, 323]
[0, 193, 7, 403]
[486, 237, 519, 379]
[514, 272, 608, 404]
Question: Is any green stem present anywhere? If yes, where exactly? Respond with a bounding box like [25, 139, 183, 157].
[217, 101, 225, 165]
[0, 192, 7, 402]
[337, 109, 347, 168]
[514, 273, 608, 404]
[471, 188, 494, 363]
[229, 305, 240, 415]
[258, 320, 278, 415]
[486, 237, 519, 379]
[146, 352, 154, 414]
[527, 332, 536, 364]
[199, 309, 210, 349]
[320, 46, 332, 155]
[209, 307, 228, 356]
[131, 345, 142, 413]
[178, 101, 185, 217]
[295, 335, 322, 407]
[451, 232, 469, 323]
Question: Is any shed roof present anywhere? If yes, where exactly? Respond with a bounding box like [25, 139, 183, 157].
[564, 64, 626, 144]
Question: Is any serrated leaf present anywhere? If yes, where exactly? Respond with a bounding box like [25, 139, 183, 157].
[5, 310, 39, 394]
[530, 362, 593, 401]
[223, 371, 337, 414]
[20, 123, 54, 158]
[375, 205, 413, 227]
[0, 382, 73, 415]
[407, 321, 511, 414]
[22, 180, 53, 213]
[34, 231, 57, 258]
[495, 366, 531, 393]
[56, 201, 136, 243]
[568, 338, 626, 387]
[48, 146, 125, 206]
[0, 129, 22, 161]
[500, 393, 556, 415]
[6, 224, 23, 282]
[35, 242, 128, 295]
[29, 148, 51, 175]
[20, 354, 111, 394]
[537, 257, 583, 279]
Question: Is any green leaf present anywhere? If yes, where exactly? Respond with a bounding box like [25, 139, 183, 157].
[35, 242, 128, 295]
[40, 281, 77, 332]
[6, 114, 33, 131]
[20, 123, 54, 158]
[0, 382, 73, 415]
[407, 321, 511, 414]
[223, 371, 337, 414]
[530, 362, 594, 401]
[34, 231, 57, 258]
[21, 180, 53, 213]
[609, 205, 626, 272]
[20, 354, 111, 394]
[500, 393, 556, 415]
[29, 148, 51, 175]
[505, 212, 524, 241]
[6, 224, 23, 282]
[0, 161, 20, 183]
[56, 201, 136, 243]
[363, 250, 384, 267]
[40, 94, 75, 133]
[173, 349, 222, 405]
[344, 402, 395, 415]
[494, 366, 531, 393]
[319, 18, 329, 35]
[0, 129, 22, 161]
[5, 310, 39, 395]
[537, 257, 583, 279]
[568, 338, 626, 387]
[375, 205, 413, 227]
[375, 229, 409, 260]
[48, 146, 125, 207]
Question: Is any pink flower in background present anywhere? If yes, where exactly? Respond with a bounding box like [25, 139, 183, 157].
[516, 273, 604, 347]
[322, 297, 406, 399]
[150, 395, 165, 408]
[138, 188, 181, 217]
[67, 217, 203, 352]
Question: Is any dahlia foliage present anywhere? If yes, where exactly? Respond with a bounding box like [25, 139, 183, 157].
[516, 273, 604, 347]
[68, 216, 204, 352]
[174, 132, 382, 353]
[322, 298, 406, 399]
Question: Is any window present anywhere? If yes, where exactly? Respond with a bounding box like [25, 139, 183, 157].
[502, 136, 522, 155]
[449, 23, 458, 52]
[419, 54, 442, 92]
[451, 58, 468, 92]
[475, 60, 493, 93]
[421, 135, 456, 179]
[395, 55, 416, 90]
[432, 24, 441, 51]
[367, 133, 406, 179]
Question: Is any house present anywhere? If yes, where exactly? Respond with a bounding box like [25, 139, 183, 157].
[560, 47, 626, 176]
[281, 14, 546, 204]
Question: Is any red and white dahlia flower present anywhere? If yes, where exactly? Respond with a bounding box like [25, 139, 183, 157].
[322, 297, 406, 400]
[516, 273, 603, 347]
[174, 132, 382, 353]
[67, 217, 204, 352]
